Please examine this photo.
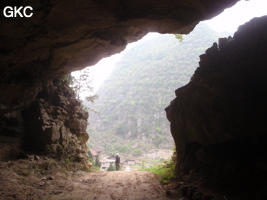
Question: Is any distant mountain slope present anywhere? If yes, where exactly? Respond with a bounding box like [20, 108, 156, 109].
[87, 23, 229, 156]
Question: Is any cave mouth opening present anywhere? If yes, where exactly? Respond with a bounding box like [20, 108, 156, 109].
[0, 2, 264, 162]
[75, 0, 267, 153]
[2, 0, 266, 166]
[1, 1, 267, 199]
[74, 19, 236, 170]
[74, 0, 267, 168]
[74, 33, 180, 170]
[0, 0, 266, 183]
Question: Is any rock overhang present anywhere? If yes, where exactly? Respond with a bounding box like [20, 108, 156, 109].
[0, 0, 239, 111]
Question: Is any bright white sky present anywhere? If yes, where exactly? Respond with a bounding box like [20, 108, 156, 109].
[73, 0, 267, 97]
[205, 0, 267, 32]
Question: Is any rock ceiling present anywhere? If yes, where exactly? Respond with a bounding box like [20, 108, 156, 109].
[2, 1, 267, 197]
[0, 0, 239, 112]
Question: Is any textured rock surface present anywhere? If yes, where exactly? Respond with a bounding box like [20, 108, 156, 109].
[0, 0, 238, 113]
[22, 79, 90, 166]
[2, 0, 267, 196]
[166, 16, 267, 197]
[0, 0, 239, 170]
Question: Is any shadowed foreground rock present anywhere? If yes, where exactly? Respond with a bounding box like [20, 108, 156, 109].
[166, 16, 267, 199]
[1, 0, 267, 199]
[0, 0, 239, 173]
[22, 79, 90, 167]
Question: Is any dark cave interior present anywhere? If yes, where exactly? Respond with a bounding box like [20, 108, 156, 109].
[1, 0, 267, 199]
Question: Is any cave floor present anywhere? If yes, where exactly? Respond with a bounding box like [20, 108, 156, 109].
[0, 156, 180, 200]
[0, 155, 259, 200]
[0, 133, 256, 200]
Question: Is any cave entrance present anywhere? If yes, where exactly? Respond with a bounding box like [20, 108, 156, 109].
[69, 0, 267, 172]
[1, 1, 267, 200]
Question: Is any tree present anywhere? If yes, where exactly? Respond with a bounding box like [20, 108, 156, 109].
[107, 163, 115, 171]
[142, 160, 145, 169]
[66, 68, 99, 112]
[62, 73, 75, 85]
[88, 23, 221, 155]
[70, 67, 98, 102]
[95, 155, 101, 168]
[88, 149, 95, 165]
[133, 148, 142, 156]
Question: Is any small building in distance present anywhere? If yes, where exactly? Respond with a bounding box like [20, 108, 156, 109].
[89, 149, 100, 163]
[121, 160, 136, 171]
[123, 160, 136, 165]
[90, 149, 98, 157]
[100, 159, 115, 171]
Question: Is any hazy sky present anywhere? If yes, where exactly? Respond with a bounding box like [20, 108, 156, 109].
[73, 0, 267, 96]
[205, 0, 267, 32]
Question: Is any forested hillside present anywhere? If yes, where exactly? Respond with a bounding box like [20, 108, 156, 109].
[87, 23, 231, 156]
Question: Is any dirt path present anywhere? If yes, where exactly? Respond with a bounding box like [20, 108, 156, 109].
[0, 159, 175, 200]
[43, 171, 170, 200]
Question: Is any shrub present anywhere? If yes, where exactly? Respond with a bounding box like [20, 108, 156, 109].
[144, 160, 176, 183]
[142, 148, 177, 183]
[132, 148, 142, 156]
[107, 163, 115, 171]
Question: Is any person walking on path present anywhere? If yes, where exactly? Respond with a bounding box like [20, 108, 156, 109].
[115, 153, 120, 171]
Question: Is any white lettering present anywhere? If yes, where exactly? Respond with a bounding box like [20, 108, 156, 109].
[3, 6, 33, 18]
[14, 6, 23, 17]
[3, 6, 13, 18]
[23, 6, 33, 18]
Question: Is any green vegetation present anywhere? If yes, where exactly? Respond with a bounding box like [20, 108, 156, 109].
[143, 159, 176, 183]
[132, 148, 142, 156]
[66, 68, 98, 113]
[86, 23, 232, 156]
[71, 68, 98, 101]
[174, 34, 184, 43]
[107, 163, 115, 171]
[142, 148, 176, 183]
[88, 149, 95, 165]
[92, 165, 100, 170]
[94, 155, 101, 168]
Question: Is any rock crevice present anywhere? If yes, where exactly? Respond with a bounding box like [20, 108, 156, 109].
[22, 78, 90, 166]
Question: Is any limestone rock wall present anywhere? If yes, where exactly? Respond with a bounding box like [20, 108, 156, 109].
[0, 0, 238, 114]
[2, 0, 267, 192]
[22, 78, 90, 167]
[166, 16, 267, 193]
[0, 0, 239, 168]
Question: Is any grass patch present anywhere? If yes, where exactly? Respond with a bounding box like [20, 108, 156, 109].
[141, 149, 176, 184]
[143, 161, 175, 183]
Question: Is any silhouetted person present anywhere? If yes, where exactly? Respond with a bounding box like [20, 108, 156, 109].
[115, 153, 120, 171]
